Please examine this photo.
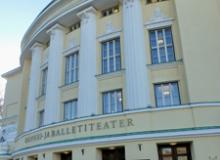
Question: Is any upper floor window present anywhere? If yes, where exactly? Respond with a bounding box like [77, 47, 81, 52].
[149, 27, 175, 64]
[146, 0, 168, 5]
[103, 90, 123, 114]
[71, 22, 80, 31]
[64, 99, 77, 121]
[65, 52, 79, 85]
[41, 67, 48, 96]
[101, 6, 119, 17]
[102, 38, 121, 74]
[154, 82, 180, 107]
[39, 110, 44, 127]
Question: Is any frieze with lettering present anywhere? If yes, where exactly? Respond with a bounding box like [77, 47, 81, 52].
[25, 118, 134, 144]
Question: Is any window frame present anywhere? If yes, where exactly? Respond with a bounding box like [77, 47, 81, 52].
[149, 26, 176, 64]
[40, 67, 48, 96]
[154, 81, 181, 107]
[65, 51, 79, 85]
[101, 37, 121, 74]
[102, 89, 123, 114]
[39, 110, 44, 127]
[63, 99, 78, 121]
[158, 143, 192, 160]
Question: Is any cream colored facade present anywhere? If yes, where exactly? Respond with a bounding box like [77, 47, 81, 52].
[0, 0, 220, 160]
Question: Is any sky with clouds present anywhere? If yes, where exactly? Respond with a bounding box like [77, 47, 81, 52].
[0, 0, 52, 95]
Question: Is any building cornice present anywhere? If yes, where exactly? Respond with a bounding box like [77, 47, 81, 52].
[20, 0, 94, 66]
[1, 67, 22, 79]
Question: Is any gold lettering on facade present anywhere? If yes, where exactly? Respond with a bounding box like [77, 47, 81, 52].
[24, 118, 135, 144]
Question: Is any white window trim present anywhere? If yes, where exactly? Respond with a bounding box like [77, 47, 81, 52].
[65, 51, 79, 85]
[64, 100, 77, 120]
[150, 27, 175, 64]
[144, 7, 174, 29]
[97, 30, 121, 42]
[145, 18, 174, 30]
[103, 90, 123, 114]
[101, 38, 121, 74]
[63, 45, 80, 56]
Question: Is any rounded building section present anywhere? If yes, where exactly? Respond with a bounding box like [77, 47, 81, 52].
[1, 0, 220, 160]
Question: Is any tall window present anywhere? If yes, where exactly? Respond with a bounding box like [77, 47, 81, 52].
[39, 110, 44, 127]
[102, 38, 121, 74]
[65, 52, 79, 85]
[149, 27, 175, 64]
[103, 90, 123, 114]
[64, 100, 77, 120]
[41, 68, 48, 96]
[154, 82, 180, 107]
[158, 143, 192, 160]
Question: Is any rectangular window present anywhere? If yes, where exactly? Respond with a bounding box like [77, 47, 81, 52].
[64, 99, 77, 120]
[65, 52, 79, 85]
[154, 82, 180, 107]
[41, 67, 48, 96]
[103, 90, 123, 114]
[149, 27, 175, 64]
[102, 38, 121, 74]
[158, 143, 192, 160]
[39, 110, 44, 127]
[101, 6, 119, 17]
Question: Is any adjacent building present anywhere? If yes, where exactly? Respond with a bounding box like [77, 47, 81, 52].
[0, 0, 220, 160]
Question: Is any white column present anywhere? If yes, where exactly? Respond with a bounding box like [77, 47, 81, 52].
[121, 0, 151, 109]
[77, 7, 97, 117]
[25, 43, 44, 131]
[45, 24, 67, 125]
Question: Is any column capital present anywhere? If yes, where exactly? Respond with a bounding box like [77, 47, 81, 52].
[77, 6, 97, 20]
[30, 42, 46, 52]
[46, 23, 69, 35]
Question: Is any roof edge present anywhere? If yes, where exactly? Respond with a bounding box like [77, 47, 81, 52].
[1, 67, 22, 79]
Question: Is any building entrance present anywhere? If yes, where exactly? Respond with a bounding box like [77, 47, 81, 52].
[101, 146, 125, 160]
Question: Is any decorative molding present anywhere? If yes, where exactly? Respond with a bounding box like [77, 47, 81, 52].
[1, 67, 22, 78]
[46, 23, 69, 36]
[77, 7, 97, 25]
[147, 59, 183, 71]
[96, 70, 125, 81]
[67, 38, 78, 49]
[16, 102, 220, 140]
[63, 45, 80, 56]
[59, 81, 79, 93]
[30, 42, 46, 52]
[97, 20, 122, 42]
[145, 7, 174, 29]
[13, 126, 220, 157]
[105, 21, 116, 33]
[97, 30, 122, 42]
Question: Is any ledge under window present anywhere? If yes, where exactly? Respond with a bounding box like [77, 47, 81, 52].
[96, 69, 125, 81]
[147, 59, 183, 71]
[59, 81, 79, 91]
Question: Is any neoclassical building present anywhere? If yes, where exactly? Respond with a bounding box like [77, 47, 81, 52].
[1, 0, 220, 160]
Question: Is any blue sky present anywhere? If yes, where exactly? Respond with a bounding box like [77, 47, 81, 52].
[0, 0, 52, 95]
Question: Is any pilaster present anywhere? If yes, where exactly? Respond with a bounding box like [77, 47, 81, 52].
[121, 0, 151, 109]
[25, 42, 45, 131]
[77, 7, 97, 117]
[44, 24, 68, 125]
